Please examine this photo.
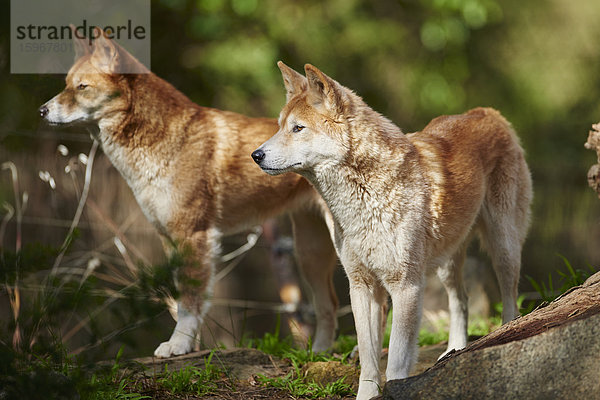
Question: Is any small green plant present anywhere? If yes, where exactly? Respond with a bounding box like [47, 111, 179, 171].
[88, 377, 150, 400]
[157, 350, 229, 396]
[85, 347, 150, 400]
[257, 361, 355, 398]
[527, 254, 597, 303]
[244, 320, 357, 397]
[418, 328, 449, 346]
[246, 316, 352, 364]
[332, 334, 358, 356]
[245, 315, 293, 358]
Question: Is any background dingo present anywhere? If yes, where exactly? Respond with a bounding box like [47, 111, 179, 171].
[39, 31, 340, 358]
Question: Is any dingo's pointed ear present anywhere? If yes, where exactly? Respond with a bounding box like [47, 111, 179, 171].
[304, 64, 344, 113]
[278, 61, 307, 101]
[90, 27, 118, 73]
[70, 24, 91, 61]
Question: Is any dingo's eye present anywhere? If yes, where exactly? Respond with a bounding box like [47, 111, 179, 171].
[77, 83, 88, 90]
[292, 125, 305, 133]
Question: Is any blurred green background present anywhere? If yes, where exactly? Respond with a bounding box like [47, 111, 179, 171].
[1, 0, 600, 358]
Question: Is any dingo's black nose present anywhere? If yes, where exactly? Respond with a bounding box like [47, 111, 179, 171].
[39, 105, 49, 118]
[251, 149, 265, 164]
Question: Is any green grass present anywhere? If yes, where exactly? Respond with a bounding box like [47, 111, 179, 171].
[157, 350, 229, 396]
[245, 316, 354, 364]
[81, 347, 149, 400]
[257, 361, 355, 399]
[244, 318, 357, 398]
[4, 235, 594, 400]
[526, 254, 597, 303]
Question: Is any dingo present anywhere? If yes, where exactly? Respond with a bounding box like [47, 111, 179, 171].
[39, 32, 340, 358]
[253, 62, 532, 399]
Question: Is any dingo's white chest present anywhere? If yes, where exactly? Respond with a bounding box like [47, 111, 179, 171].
[101, 138, 174, 235]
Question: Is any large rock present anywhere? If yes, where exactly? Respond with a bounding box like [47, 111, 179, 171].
[380, 272, 600, 400]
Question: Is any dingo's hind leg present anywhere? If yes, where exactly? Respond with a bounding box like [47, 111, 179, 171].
[480, 156, 531, 324]
[291, 209, 339, 353]
[437, 244, 468, 357]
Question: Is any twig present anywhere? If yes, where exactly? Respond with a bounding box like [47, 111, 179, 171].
[50, 140, 99, 277]
[1, 162, 23, 349]
[61, 280, 138, 343]
[0, 202, 14, 248]
[113, 236, 138, 277]
[2, 162, 23, 252]
[215, 226, 262, 282]
[221, 226, 262, 263]
[69, 310, 167, 356]
[86, 198, 152, 266]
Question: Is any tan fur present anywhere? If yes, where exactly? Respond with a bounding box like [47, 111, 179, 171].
[40, 33, 340, 357]
[254, 62, 532, 399]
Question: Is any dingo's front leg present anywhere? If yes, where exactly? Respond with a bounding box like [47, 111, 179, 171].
[291, 209, 339, 353]
[154, 232, 217, 358]
[384, 276, 424, 381]
[347, 266, 387, 400]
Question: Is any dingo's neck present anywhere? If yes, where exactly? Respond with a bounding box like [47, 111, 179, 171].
[93, 73, 199, 180]
[92, 73, 203, 233]
[307, 135, 427, 238]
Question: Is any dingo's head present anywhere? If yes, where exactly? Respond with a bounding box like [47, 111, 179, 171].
[39, 28, 147, 127]
[252, 62, 354, 176]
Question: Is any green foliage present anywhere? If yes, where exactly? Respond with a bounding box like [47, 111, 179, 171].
[0, 233, 194, 399]
[85, 348, 150, 400]
[257, 361, 355, 399]
[3, 0, 600, 292]
[157, 351, 228, 396]
[0, 341, 150, 400]
[332, 334, 358, 356]
[244, 321, 356, 397]
[245, 316, 353, 364]
[418, 328, 449, 346]
[526, 255, 597, 303]
[0, 342, 80, 400]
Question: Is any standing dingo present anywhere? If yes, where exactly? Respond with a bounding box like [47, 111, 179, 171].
[39, 31, 340, 358]
[253, 62, 532, 399]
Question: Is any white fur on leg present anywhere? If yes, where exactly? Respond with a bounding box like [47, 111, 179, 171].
[436, 250, 469, 359]
[501, 296, 519, 324]
[447, 293, 468, 349]
[350, 281, 385, 400]
[154, 305, 199, 358]
[385, 284, 423, 381]
[438, 295, 468, 360]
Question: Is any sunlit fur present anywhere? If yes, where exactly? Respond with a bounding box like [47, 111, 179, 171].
[255, 62, 532, 400]
[40, 34, 340, 358]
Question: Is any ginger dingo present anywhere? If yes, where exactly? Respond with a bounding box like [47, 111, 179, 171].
[39, 31, 340, 358]
[253, 62, 532, 399]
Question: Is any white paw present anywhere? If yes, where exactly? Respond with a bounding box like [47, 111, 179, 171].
[356, 381, 380, 400]
[437, 347, 459, 361]
[153, 337, 194, 358]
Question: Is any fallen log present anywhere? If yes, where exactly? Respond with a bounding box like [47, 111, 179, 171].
[380, 271, 600, 400]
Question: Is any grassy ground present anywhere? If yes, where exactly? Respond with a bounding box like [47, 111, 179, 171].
[17, 313, 498, 400]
